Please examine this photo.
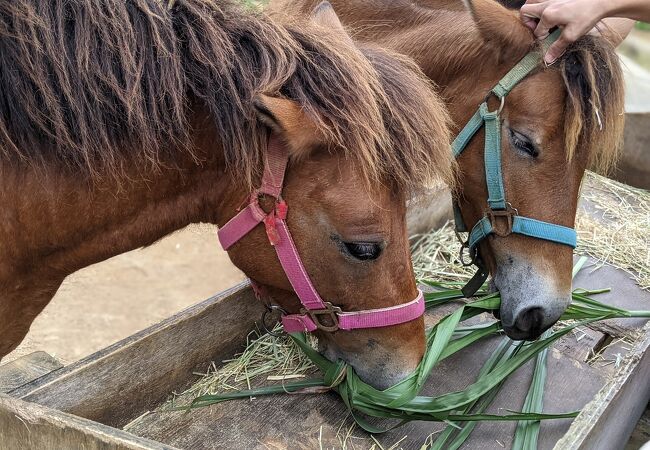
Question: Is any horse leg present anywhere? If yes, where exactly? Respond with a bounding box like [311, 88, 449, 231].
[0, 277, 62, 361]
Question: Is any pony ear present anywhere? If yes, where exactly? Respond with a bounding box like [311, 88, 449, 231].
[464, 0, 534, 62]
[311, 2, 350, 41]
[253, 94, 324, 158]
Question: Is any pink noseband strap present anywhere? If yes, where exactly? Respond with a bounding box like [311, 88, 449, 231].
[281, 290, 425, 333]
[217, 134, 425, 333]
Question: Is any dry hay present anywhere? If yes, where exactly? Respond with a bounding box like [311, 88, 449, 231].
[576, 172, 650, 290]
[410, 223, 472, 282]
[180, 324, 317, 397]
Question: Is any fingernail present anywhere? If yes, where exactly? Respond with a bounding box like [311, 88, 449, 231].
[544, 49, 566, 66]
[544, 54, 558, 66]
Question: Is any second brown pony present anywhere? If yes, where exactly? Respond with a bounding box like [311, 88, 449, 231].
[272, 0, 625, 340]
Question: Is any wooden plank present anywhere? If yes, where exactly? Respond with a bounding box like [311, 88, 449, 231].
[126, 328, 606, 449]
[626, 405, 650, 450]
[555, 322, 650, 450]
[3, 248, 641, 449]
[11, 281, 265, 429]
[0, 351, 62, 393]
[0, 393, 172, 450]
[553, 327, 607, 367]
[464, 341, 605, 450]
[572, 256, 650, 337]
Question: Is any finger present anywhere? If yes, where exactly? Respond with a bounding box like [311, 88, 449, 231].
[520, 2, 545, 19]
[522, 4, 553, 38]
[521, 15, 538, 31]
[533, 12, 556, 40]
[544, 35, 570, 65]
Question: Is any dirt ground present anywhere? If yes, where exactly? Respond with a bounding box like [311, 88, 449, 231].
[4, 224, 245, 365]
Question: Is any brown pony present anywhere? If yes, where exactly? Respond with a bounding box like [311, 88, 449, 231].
[272, 0, 625, 340]
[0, 0, 453, 389]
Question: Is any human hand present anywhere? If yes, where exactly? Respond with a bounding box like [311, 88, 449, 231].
[520, 0, 610, 64]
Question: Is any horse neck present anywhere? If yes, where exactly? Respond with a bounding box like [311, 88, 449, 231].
[0, 107, 243, 283]
[0, 103, 256, 360]
[361, 4, 504, 125]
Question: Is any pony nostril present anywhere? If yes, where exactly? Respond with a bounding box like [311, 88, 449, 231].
[513, 307, 545, 336]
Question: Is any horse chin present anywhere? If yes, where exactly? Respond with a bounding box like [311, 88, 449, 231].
[317, 337, 416, 390]
[493, 258, 570, 341]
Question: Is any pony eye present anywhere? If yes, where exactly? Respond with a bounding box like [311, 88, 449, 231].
[508, 128, 539, 158]
[343, 242, 383, 261]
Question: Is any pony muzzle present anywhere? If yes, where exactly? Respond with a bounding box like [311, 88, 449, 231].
[317, 323, 425, 390]
[494, 259, 570, 341]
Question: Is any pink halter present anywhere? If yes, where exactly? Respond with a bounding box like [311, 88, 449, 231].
[217, 134, 424, 333]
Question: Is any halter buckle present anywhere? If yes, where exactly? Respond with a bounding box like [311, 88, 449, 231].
[302, 302, 342, 332]
[486, 203, 518, 237]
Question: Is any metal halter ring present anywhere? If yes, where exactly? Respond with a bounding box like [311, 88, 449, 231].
[261, 304, 287, 337]
[484, 92, 505, 115]
[459, 240, 478, 267]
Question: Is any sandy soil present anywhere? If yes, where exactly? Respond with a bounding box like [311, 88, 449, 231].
[4, 224, 245, 365]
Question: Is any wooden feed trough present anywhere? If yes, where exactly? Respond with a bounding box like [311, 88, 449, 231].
[1, 178, 648, 450]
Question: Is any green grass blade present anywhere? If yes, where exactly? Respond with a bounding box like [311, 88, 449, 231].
[512, 331, 550, 450]
[572, 255, 589, 278]
[430, 338, 514, 449]
[175, 378, 327, 410]
[382, 321, 593, 415]
[440, 323, 501, 360]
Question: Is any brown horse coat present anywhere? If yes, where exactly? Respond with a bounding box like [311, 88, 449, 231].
[0, 0, 454, 387]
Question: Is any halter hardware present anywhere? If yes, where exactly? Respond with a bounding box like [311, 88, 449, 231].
[486, 203, 517, 238]
[217, 134, 425, 333]
[302, 302, 343, 332]
[484, 92, 505, 116]
[261, 304, 287, 337]
[457, 237, 477, 267]
[452, 29, 577, 297]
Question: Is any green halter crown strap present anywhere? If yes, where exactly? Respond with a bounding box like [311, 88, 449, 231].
[452, 29, 577, 297]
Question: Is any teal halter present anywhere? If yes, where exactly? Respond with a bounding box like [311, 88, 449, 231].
[452, 30, 577, 297]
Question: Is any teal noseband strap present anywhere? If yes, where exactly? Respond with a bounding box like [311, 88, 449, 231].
[451, 29, 577, 297]
[468, 216, 577, 250]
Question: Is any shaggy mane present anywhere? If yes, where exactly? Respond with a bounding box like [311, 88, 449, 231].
[556, 35, 625, 174]
[0, 0, 452, 190]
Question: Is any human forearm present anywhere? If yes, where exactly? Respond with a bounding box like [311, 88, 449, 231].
[605, 0, 650, 23]
[598, 17, 636, 45]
